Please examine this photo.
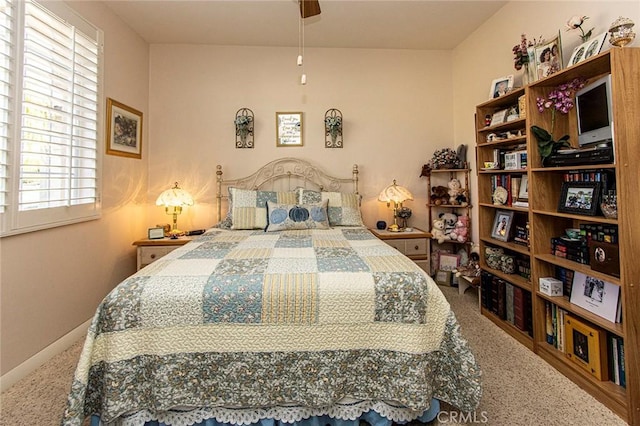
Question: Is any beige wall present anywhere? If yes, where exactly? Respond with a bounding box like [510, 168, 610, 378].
[0, 1, 150, 375]
[452, 1, 640, 244]
[146, 45, 455, 232]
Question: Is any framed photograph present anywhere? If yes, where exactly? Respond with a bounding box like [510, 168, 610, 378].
[518, 174, 529, 201]
[435, 270, 452, 286]
[564, 314, 608, 380]
[490, 109, 508, 126]
[569, 271, 620, 322]
[438, 253, 461, 272]
[534, 32, 563, 79]
[276, 112, 303, 147]
[491, 209, 514, 242]
[489, 75, 514, 99]
[568, 32, 607, 67]
[148, 227, 165, 240]
[106, 98, 143, 159]
[557, 181, 602, 216]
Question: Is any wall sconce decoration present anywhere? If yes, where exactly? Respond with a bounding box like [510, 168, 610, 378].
[235, 108, 254, 148]
[155, 182, 194, 238]
[608, 16, 636, 47]
[324, 108, 343, 148]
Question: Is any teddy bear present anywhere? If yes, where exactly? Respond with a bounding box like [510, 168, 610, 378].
[430, 217, 447, 244]
[449, 215, 469, 243]
[447, 178, 468, 206]
[439, 212, 458, 240]
[430, 185, 449, 206]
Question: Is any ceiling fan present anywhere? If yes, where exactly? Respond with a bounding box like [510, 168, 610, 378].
[299, 0, 321, 18]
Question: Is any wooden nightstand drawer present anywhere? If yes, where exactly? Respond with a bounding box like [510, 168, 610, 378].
[368, 228, 431, 274]
[139, 246, 176, 266]
[133, 237, 192, 270]
[385, 238, 427, 256]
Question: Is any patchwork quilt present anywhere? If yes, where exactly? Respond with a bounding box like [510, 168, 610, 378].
[62, 228, 481, 425]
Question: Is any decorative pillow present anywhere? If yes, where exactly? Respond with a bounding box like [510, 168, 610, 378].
[298, 189, 364, 227]
[265, 200, 330, 232]
[229, 188, 297, 230]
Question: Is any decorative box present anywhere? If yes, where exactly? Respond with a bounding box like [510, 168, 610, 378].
[589, 240, 620, 277]
[539, 277, 563, 296]
[503, 150, 527, 170]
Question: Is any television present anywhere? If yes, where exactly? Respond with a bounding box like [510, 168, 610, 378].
[575, 74, 614, 147]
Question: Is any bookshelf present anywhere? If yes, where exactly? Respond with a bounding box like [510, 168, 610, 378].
[475, 48, 640, 424]
[423, 167, 472, 280]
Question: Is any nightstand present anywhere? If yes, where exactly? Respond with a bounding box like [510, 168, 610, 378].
[369, 227, 431, 273]
[132, 237, 192, 270]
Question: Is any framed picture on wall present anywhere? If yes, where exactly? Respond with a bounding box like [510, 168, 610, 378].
[276, 112, 303, 147]
[106, 98, 143, 159]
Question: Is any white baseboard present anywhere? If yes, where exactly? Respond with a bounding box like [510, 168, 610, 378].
[0, 318, 91, 392]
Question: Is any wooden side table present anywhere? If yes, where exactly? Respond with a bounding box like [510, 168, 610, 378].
[132, 237, 192, 270]
[369, 227, 431, 273]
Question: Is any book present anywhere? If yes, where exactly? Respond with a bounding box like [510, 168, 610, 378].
[513, 286, 525, 331]
[545, 301, 553, 344]
[505, 282, 514, 324]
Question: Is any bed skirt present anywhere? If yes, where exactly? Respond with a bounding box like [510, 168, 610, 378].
[89, 400, 440, 426]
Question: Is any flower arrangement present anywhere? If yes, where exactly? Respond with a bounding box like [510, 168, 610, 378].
[566, 15, 594, 42]
[428, 148, 461, 169]
[234, 115, 253, 127]
[531, 77, 586, 162]
[512, 34, 531, 71]
[325, 116, 342, 129]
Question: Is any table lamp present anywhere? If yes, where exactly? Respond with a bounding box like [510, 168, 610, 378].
[155, 182, 194, 238]
[378, 180, 413, 231]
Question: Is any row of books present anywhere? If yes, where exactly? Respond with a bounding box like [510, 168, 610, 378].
[562, 169, 614, 188]
[544, 301, 626, 387]
[551, 237, 589, 265]
[580, 223, 618, 245]
[480, 271, 533, 336]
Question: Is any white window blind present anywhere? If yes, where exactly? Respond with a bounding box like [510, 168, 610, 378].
[1, 0, 103, 235]
[0, 0, 13, 215]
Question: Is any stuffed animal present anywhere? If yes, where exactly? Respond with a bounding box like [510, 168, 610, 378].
[455, 252, 481, 279]
[430, 185, 449, 206]
[439, 212, 458, 239]
[447, 178, 468, 206]
[450, 215, 469, 243]
[430, 217, 447, 244]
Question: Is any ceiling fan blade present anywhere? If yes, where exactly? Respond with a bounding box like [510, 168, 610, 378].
[299, 0, 321, 18]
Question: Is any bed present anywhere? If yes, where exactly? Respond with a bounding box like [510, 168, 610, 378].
[62, 158, 481, 426]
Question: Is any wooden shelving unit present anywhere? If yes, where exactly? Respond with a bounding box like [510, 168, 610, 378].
[475, 48, 640, 424]
[423, 167, 472, 278]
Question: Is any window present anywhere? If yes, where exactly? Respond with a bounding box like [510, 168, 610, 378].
[0, 0, 103, 236]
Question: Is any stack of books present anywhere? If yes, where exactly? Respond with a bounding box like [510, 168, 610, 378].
[551, 236, 589, 264]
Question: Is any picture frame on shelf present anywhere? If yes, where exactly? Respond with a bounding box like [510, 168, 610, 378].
[435, 270, 452, 286]
[438, 253, 461, 272]
[564, 314, 608, 381]
[557, 181, 602, 216]
[534, 31, 563, 79]
[491, 209, 514, 242]
[490, 109, 508, 126]
[489, 75, 514, 99]
[567, 32, 608, 67]
[106, 98, 143, 159]
[569, 271, 620, 323]
[518, 175, 529, 201]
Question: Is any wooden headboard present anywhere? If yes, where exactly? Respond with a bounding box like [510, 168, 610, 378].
[216, 157, 359, 222]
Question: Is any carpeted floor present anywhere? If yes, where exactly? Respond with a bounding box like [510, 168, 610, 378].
[0, 285, 627, 426]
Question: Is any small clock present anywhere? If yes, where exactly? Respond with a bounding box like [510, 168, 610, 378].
[492, 186, 508, 205]
[148, 227, 165, 239]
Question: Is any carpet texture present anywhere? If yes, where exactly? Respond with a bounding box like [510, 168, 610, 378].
[0, 285, 627, 426]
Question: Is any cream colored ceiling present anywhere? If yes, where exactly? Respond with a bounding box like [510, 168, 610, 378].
[102, 0, 507, 49]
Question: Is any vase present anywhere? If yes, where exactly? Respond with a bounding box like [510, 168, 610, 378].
[238, 126, 249, 144]
[523, 64, 530, 86]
